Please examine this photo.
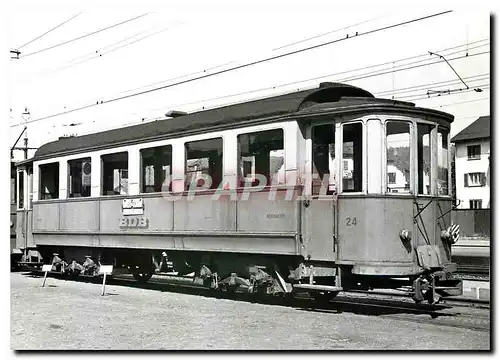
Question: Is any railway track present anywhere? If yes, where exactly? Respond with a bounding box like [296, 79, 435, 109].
[20, 269, 490, 332]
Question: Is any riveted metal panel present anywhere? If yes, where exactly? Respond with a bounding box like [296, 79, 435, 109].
[301, 199, 336, 261]
[140, 196, 174, 231]
[413, 198, 437, 247]
[32, 202, 59, 231]
[337, 197, 414, 263]
[173, 195, 236, 231]
[34, 233, 99, 247]
[435, 199, 453, 262]
[99, 199, 124, 232]
[59, 201, 99, 231]
[236, 191, 298, 232]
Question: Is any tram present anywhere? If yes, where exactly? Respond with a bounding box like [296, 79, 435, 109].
[14, 82, 462, 304]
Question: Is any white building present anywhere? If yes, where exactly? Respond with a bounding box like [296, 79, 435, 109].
[451, 116, 490, 209]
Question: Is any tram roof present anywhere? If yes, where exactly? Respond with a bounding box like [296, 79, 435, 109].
[33, 82, 452, 160]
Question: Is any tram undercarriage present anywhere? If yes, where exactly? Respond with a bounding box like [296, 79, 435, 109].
[21, 246, 462, 305]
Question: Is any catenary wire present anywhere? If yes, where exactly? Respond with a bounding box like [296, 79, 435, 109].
[17, 12, 82, 50]
[9, 10, 455, 127]
[19, 13, 150, 58]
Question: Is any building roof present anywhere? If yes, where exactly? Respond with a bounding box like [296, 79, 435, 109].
[451, 115, 490, 143]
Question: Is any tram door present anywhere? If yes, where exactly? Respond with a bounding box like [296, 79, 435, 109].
[16, 164, 34, 253]
[301, 123, 337, 261]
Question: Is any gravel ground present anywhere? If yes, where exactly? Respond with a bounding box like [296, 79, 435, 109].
[10, 272, 490, 350]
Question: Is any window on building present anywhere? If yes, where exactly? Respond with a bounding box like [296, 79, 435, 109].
[102, 152, 128, 195]
[141, 145, 172, 193]
[185, 138, 223, 190]
[417, 124, 432, 195]
[238, 129, 284, 187]
[437, 127, 450, 196]
[68, 158, 91, 198]
[342, 123, 363, 192]
[470, 199, 482, 209]
[312, 124, 336, 195]
[343, 160, 348, 171]
[467, 145, 481, 160]
[17, 171, 24, 208]
[464, 172, 486, 187]
[386, 121, 411, 194]
[39, 162, 59, 200]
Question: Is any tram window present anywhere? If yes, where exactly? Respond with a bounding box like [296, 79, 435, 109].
[68, 158, 91, 198]
[185, 138, 223, 190]
[386, 122, 411, 194]
[18, 172, 24, 208]
[11, 174, 16, 205]
[141, 145, 172, 193]
[39, 162, 59, 200]
[312, 124, 336, 194]
[101, 152, 128, 195]
[342, 123, 362, 192]
[238, 129, 284, 187]
[417, 124, 432, 195]
[437, 127, 449, 196]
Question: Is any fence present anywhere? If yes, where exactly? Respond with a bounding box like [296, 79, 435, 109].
[452, 209, 490, 238]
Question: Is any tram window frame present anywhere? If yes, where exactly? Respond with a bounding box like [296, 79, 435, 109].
[237, 128, 285, 188]
[17, 170, 24, 209]
[311, 123, 336, 195]
[185, 137, 223, 190]
[11, 171, 16, 205]
[341, 122, 363, 193]
[68, 157, 92, 198]
[140, 144, 173, 193]
[39, 162, 60, 200]
[437, 127, 450, 196]
[385, 121, 412, 195]
[416, 123, 433, 195]
[101, 152, 129, 196]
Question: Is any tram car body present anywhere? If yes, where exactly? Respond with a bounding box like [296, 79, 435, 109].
[14, 82, 462, 304]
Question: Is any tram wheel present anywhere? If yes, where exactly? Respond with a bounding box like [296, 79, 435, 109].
[312, 291, 338, 304]
[132, 270, 153, 283]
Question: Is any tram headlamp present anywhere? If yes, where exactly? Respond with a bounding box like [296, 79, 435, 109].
[441, 224, 460, 244]
[399, 229, 412, 242]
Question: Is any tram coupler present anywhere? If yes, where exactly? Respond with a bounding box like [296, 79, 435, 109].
[413, 273, 462, 305]
[412, 275, 440, 304]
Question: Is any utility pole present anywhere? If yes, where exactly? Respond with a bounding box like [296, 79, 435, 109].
[22, 108, 30, 159]
[10, 49, 21, 59]
[11, 108, 37, 159]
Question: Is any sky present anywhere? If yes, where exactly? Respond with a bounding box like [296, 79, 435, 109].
[1, 1, 493, 163]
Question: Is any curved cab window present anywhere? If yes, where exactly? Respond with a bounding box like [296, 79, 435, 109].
[417, 124, 432, 195]
[39, 162, 59, 200]
[141, 145, 172, 193]
[68, 158, 91, 198]
[238, 129, 284, 187]
[386, 122, 411, 194]
[437, 127, 449, 196]
[342, 123, 362, 192]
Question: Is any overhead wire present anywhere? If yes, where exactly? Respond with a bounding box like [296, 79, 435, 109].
[17, 12, 82, 50]
[19, 13, 150, 58]
[272, 15, 383, 51]
[48, 22, 185, 73]
[9, 10, 455, 127]
[140, 45, 488, 117]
